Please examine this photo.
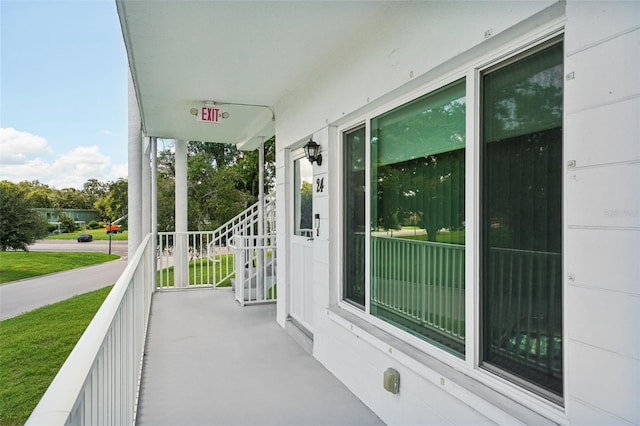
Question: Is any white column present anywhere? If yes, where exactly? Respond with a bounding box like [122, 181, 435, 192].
[151, 137, 158, 291]
[127, 69, 142, 259]
[174, 139, 189, 287]
[142, 137, 151, 236]
[258, 137, 265, 237]
[257, 137, 265, 294]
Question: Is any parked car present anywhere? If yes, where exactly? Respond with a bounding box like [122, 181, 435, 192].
[77, 233, 93, 243]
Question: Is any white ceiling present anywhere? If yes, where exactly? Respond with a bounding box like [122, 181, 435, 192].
[116, 1, 386, 150]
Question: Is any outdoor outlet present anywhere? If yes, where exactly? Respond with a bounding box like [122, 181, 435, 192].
[383, 368, 400, 394]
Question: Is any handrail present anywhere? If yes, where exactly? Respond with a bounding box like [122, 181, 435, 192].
[157, 194, 276, 289]
[27, 234, 154, 425]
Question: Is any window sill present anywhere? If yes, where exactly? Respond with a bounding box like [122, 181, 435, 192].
[326, 305, 564, 425]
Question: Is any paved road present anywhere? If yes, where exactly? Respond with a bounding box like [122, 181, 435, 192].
[28, 239, 128, 258]
[0, 241, 130, 320]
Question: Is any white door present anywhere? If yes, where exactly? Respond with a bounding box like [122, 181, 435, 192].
[289, 153, 314, 334]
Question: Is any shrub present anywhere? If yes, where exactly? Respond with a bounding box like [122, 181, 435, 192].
[88, 220, 100, 229]
[58, 214, 77, 233]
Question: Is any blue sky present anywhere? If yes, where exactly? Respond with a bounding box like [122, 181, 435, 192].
[1, 0, 128, 189]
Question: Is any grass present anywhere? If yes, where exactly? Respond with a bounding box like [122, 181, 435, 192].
[399, 230, 465, 245]
[0, 252, 120, 284]
[158, 254, 235, 287]
[0, 286, 113, 425]
[46, 228, 128, 241]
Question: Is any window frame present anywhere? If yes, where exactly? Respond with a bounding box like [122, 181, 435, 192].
[337, 71, 471, 369]
[368, 78, 468, 356]
[342, 124, 367, 310]
[336, 24, 566, 419]
[478, 36, 565, 404]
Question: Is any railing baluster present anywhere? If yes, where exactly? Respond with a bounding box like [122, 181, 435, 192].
[370, 236, 466, 349]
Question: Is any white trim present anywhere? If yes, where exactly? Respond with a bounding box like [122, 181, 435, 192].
[336, 122, 367, 307]
[364, 122, 372, 316]
[465, 68, 478, 371]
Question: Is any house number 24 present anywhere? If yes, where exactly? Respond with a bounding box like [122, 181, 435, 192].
[316, 177, 325, 193]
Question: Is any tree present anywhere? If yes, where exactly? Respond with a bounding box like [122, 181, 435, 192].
[95, 178, 128, 224]
[52, 188, 92, 209]
[300, 181, 313, 231]
[233, 137, 276, 197]
[57, 213, 77, 233]
[15, 180, 56, 208]
[0, 181, 48, 251]
[155, 139, 276, 232]
[82, 178, 109, 206]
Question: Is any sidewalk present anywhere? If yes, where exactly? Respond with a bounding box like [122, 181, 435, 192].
[0, 259, 128, 320]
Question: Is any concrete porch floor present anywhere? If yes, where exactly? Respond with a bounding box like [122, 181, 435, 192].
[135, 288, 384, 426]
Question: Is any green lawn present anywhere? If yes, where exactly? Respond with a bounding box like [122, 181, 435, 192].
[0, 252, 120, 284]
[47, 228, 128, 241]
[158, 254, 235, 287]
[0, 286, 113, 426]
[399, 230, 465, 245]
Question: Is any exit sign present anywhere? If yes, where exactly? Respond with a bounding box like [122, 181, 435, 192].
[198, 106, 222, 123]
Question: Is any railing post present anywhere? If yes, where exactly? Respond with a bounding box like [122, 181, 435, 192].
[235, 237, 245, 306]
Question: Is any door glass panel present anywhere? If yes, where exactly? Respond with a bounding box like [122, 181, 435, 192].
[294, 157, 313, 237]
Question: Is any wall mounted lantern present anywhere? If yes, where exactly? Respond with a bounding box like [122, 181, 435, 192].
[303, 138, 322, 166]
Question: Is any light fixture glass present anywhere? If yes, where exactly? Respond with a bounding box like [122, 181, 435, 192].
[303, 139, 322, 165]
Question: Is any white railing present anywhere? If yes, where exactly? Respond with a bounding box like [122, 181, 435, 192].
[156, 193, 276, 290]
[229, 235, 277, 306]
[27, 234, 154, 425]
[371, 236, 465, 352]
[487, 247, 562, 376]
[157, 231, 227, 288]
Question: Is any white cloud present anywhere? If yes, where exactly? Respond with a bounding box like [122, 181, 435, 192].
[0, 128, 127, 189]
[48, 146, 127, 189]
[0, 158, 53, 182]
[110, 163, 128, 180]
[0, 128, 52, 165]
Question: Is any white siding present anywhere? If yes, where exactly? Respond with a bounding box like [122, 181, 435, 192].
[274, 1, 640, 424]
[564, 1, 640, 423]
[275, 1, 557, 145]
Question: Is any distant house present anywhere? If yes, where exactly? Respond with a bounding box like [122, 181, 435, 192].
[36, 208, 100, 227]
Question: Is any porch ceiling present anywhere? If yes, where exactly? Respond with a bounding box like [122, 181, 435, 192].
[116, 1, 385, 150]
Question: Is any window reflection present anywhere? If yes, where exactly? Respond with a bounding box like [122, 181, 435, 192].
[294, 158, 313, 237]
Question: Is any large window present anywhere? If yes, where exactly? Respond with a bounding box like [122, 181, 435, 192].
[370, 80, 466, 355]
[340, 36, 563, 403]
[481, 40, 564, 400]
